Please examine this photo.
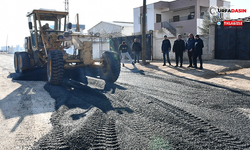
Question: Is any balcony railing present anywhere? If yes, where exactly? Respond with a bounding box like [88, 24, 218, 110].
[169, 15, 195, 23]
[161, 21, 176, 36]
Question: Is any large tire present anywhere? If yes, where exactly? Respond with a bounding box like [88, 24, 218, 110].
[100, 51, 121, 82]
[14, 52, 20, 73]
[47, 50, 64, 85]
[18, 52, 30, 73]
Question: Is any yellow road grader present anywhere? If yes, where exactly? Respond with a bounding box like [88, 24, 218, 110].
[14, 9, 120, 85]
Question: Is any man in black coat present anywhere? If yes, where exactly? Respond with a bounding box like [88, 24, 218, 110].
[162, 35, 171, 66]
[132, 38, 142, 63]
[173, 34, 185, 67]
[185, 33, 195, 67]
[192, 35, 204, 69]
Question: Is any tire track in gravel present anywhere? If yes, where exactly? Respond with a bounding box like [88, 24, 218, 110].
[81, 77, 250, 149]
[32, 82, 120, 150]
[119, 76, 250, 146]
[65, 79, 209, 149]
[91, 118, 120, 150]
[33, 70, 250, 150]
[123, 82, 250, 149]
[108, 90, 250, 149]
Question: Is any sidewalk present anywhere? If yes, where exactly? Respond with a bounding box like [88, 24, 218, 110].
[122, 59, 250, 91]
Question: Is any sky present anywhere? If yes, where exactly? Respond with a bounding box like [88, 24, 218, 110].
[0, 0, 249, 48]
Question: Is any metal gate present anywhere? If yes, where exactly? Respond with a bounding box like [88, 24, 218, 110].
[110, 34, 152, 60]
[215, 22, 250, 59]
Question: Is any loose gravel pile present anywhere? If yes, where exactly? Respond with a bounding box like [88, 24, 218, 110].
[12, 67, 250, 149]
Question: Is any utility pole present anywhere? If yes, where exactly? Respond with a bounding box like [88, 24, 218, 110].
[142, 0, 146, 65]
[65, 0, 69, 24]
[76, 13, 80, 32]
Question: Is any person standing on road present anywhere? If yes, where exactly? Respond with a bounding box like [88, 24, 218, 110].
[173, 34, 185, 67]
[185, 33, 195, 67]
[132, 38, 142, 63]
[119, 41, 135, 67]
[193, 35, 204, 69]
[162, 35, 172, 66]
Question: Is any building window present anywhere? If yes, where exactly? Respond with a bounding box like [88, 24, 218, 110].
[173, 15, 179, 22]
[156, 14, 161, 23]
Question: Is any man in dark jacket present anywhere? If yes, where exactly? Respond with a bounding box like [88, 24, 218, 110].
[132, 38, 142, 63]
[185, 33, 195, 67]
[193, 35, 204, 69]
[119, 41, 134, 67]
[162, 35, 171, 66]
[173, 34, 185, 67]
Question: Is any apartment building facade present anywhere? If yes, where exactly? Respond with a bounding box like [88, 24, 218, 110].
[133, 0, 230, 36]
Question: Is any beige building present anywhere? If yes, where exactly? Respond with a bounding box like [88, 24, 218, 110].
[133, 0, 230, 36]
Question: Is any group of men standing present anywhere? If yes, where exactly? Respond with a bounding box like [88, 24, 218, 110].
[118, 33, 204, 69]
[118, 38, 142, 67]
[162, 34, 204, 69]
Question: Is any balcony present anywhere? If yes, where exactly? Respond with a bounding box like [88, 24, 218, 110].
[169, 14, 195, 23]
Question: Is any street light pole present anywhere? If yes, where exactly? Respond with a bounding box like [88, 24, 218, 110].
[142, 0, 146, 65]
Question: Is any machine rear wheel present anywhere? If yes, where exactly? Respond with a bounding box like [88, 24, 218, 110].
[100, 51, 121, 82]
[18, 52, 30, 73]
[47, 50, 64, 85]
[14, 52, 20, 73]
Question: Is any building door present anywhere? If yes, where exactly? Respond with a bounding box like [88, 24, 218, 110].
[236, 23, 250, 59]
[215, 22, 250, 60]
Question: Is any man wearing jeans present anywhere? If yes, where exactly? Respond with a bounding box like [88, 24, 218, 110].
[119, 41, 134, 67]
[162, 35, 171, 66]
[132, 38, 142, 63]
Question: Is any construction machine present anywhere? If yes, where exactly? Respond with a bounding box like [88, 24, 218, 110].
[14, 9, 120, 85]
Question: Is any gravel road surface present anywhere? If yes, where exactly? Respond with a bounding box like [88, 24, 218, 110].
[1, 53, 250, 149]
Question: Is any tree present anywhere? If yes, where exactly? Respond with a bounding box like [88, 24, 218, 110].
[199, 12, 221, 35]
[198, 12, 211, 35]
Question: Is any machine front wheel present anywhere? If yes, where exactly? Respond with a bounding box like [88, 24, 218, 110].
[47, 50, 64, 85]
[100, 51, 121, 82]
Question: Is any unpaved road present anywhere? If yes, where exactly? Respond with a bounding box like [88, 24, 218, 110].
[0, 54, 54, 149]
[1, 53, 250, 149]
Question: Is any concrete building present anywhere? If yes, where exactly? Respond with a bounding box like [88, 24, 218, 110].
[133, 0, 230, 36]
[88, 21, 134, 37]
[88, 21, 134, 59]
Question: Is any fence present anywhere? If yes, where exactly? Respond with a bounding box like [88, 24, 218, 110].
[153, 35, 211, 61]
[110, 34, 152, 60]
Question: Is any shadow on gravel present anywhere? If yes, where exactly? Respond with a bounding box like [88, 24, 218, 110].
[1, 69, 52, 132]
[124, 66, 145, 75]
[102, 81, 127, 94]
[6, 66, 130, 149]
[143, 63, 250, 97]
[32, 79, 131, 149]
[61, 79, 131, 114]
[8, 68, 47, 81]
